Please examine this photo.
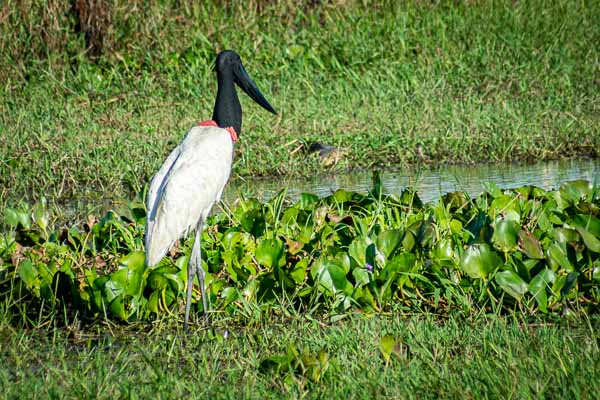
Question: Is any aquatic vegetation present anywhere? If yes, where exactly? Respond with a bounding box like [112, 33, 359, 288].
[1, 177, 599, 325]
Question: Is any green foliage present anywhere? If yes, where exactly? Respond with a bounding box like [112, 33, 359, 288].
[259, 344, 330, 384]
[379, 335, 405, 366]
[1, 179, 599, 325]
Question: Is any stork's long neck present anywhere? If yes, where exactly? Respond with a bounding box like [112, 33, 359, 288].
[212, 73, 242, 136]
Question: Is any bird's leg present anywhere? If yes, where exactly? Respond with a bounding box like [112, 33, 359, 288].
[184, 227, 197, 331]
[183, 219, 210, 331]
[194, 222, 210, 326]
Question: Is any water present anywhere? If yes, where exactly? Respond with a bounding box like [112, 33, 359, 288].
[224, 159, 600, 204]
[50, 159, 599, 225]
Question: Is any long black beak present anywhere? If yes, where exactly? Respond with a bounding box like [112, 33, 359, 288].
[234, 63, 277, 115]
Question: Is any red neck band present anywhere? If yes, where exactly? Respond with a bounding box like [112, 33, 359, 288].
[198, 120, 238, 143]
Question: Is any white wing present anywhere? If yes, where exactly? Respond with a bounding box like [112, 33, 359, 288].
[145, 125, 233, 266]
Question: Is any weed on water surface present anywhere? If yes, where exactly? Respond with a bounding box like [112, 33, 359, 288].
[1, 177, 599, 327]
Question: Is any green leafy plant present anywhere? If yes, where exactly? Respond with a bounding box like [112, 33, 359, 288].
[1, 179, 599, 325]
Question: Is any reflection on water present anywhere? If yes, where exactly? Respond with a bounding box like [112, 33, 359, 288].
[225, 159, 600, 204]
[53, 160, 599, 226]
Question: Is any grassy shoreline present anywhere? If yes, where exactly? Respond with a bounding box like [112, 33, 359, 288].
[1, 0, 599, 208]
[1, 315, 598, 398]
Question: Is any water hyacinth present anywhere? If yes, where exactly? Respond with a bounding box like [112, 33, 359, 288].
[0, 176, 599, 325]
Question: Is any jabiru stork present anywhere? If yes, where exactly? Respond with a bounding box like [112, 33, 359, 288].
[145, 50, 277, 330]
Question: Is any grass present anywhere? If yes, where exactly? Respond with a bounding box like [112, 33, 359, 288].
[1, 0, 599, 209]
[1, 314, 598, 398]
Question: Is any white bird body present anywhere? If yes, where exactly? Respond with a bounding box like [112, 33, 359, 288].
[145, 125, 233, 266]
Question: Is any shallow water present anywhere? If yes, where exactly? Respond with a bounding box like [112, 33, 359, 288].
[225, 159, 600, 204]
[51, 159, 599, 225]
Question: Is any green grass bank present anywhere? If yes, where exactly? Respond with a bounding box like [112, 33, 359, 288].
[1, 316, 598, 398]
[1, 0, 599, 208]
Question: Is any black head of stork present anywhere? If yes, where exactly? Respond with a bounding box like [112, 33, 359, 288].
[212, 50, 277, 136]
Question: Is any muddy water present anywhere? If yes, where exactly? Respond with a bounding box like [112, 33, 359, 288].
[224, 159, 600, 204]
[55, 159, 599, 225]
